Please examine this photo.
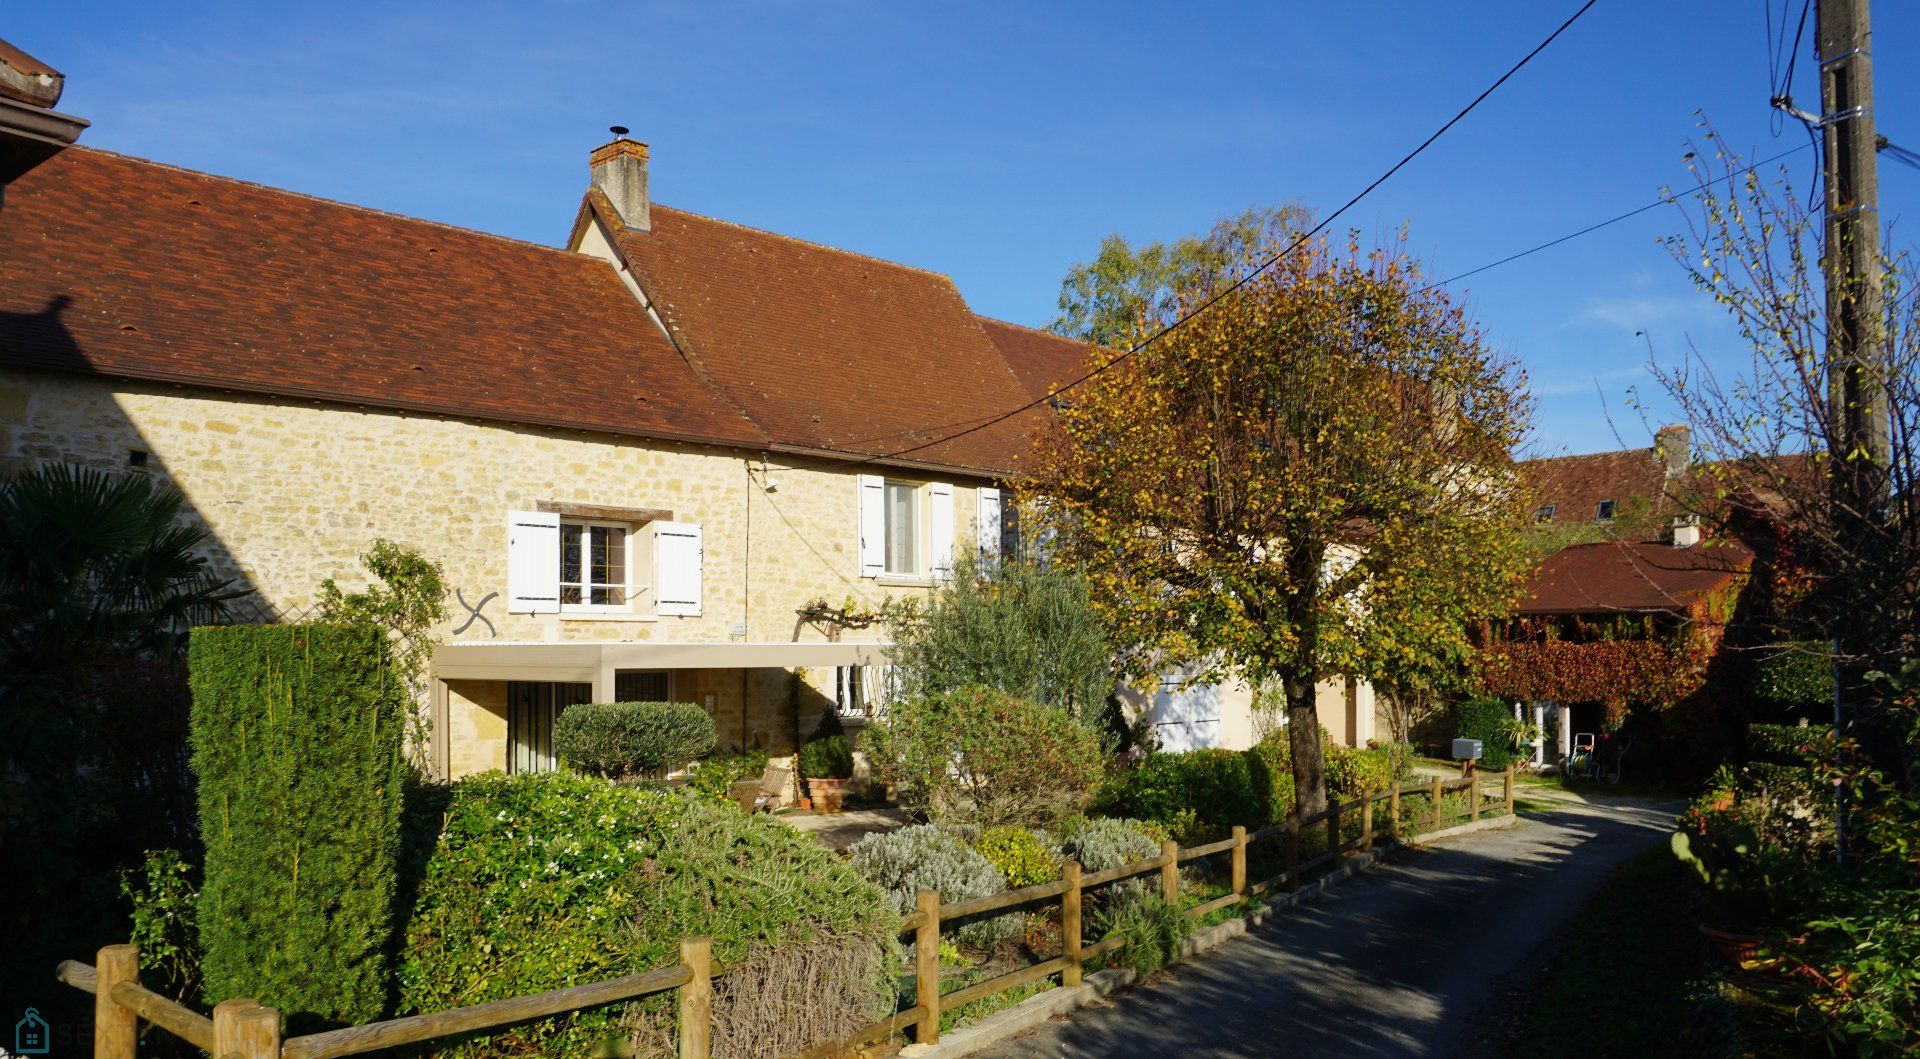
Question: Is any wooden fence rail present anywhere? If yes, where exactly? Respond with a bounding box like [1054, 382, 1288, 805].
[57, 763, 1515, 1059]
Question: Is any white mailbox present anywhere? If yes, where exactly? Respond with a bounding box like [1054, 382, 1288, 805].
[1451, 737, 1484, 761]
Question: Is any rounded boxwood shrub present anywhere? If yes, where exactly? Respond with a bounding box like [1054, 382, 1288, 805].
[798, 734, 854, 780]
[846, 823, 1018, 950]
[553, 700, 717, 779]
[398, 772, 897, 1056]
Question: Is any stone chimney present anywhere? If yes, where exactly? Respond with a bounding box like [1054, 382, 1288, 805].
[1654, 424, 1690, 479]
[590, 130, 650, 232]
[1671, 513, 1702, 549]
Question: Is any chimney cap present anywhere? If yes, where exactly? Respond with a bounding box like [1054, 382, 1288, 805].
[609, 125, 629, 137]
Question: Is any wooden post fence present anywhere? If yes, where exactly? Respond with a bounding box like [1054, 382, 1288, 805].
[1284, 813, 1300, 879]
[1389, 783, 1401, 840]
[1061, 861, 1083, 989]
[678, 937, 712, 1059]
[1361, 790, 1375, 852]
[915, 890, 942, 1044]
[1230, 825, 1247, 895]
[1469, 771, 1482, 821]
[1430, 775, 1444, 832]
[1159, 839, 1179, 904]
[1504, 761, 1516, 813]
[95, 944, 138, 1059]
[1327, 801, 1341, 857]
[213, 999, 280, 1059]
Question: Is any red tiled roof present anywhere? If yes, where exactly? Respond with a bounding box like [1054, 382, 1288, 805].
[0, 37, 63, 107]
[1522, 447, 1670, 535]
[0, 148, 767, 449]
[975, 317, 1092, 404]
[1518, 539, 1751, 616]
[593, 196, 1049, 476]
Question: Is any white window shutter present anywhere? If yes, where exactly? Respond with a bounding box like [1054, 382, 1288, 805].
[506, 510, 561, 613]
[654, 521, 703, 616]
[929, 482, 955, 580]
[856, 474, 886, 576]
[976, 487, 1002, 565]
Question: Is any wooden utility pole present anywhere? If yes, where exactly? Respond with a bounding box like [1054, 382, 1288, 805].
[1818, 0, 1888, 508]
[1817, 0, 1884, 867]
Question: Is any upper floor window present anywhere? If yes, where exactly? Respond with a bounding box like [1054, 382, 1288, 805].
[1535, 503, 1557, 523]
[1595, 500, 1617, 521]
[884, 481, 919, 574]
[560, 521, 631, 609]
[858, 475, 953, 580]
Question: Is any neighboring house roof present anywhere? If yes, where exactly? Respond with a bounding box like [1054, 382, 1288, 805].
[0, 37, 86, 186]
[1522, 445, 1674, 538]
[0, 148, 768, 449]
[1517, 538, 1751, 616]
[975, 316, 1092, 403]
[585, 194, 1050, 476]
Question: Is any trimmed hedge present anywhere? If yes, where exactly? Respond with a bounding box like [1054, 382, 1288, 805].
[1754, 644, 1832, 706]
[1452, 697, 1520, 770]
[400, 772, 897, 1056]
[552, 700, 716, 779]
[1100, 749, 1265, 841]
[189, 624, 407, 1028]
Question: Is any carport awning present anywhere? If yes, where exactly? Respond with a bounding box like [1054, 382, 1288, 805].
[433, 640, 890, 685]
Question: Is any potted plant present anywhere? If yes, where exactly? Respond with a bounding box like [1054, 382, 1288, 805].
[799, 734, 855, 813]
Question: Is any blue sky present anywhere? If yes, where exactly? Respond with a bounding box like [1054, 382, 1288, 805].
[15, 2, 1918, 455]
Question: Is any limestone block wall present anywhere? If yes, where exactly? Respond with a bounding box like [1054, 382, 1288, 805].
[1, 370, 997, 650]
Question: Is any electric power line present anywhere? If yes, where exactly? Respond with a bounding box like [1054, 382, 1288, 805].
[851, 0, 1603, 466]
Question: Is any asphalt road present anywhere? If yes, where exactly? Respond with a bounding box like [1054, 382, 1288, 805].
[970, 801, 1679, 1059]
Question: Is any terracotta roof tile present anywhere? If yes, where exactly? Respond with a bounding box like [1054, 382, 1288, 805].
[602, 201, 1048, 476]
[1522, 447, 1670, 536]
[0, 148, 767, 448]
[1518, 538, 1750, 616]
[975, 316, 1091, 404]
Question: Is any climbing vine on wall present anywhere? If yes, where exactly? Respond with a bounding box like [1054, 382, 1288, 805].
[1474, 634, 1717, 717]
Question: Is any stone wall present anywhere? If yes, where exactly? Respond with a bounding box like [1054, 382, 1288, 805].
[1, 369, 992, 644]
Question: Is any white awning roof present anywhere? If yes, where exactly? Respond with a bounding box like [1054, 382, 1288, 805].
[432, 639, 890, 688]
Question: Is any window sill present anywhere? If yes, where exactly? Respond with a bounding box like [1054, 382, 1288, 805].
[873, 574, 941, 588]
[559, 610, 658, 623]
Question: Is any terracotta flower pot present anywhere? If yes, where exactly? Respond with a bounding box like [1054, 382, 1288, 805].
[808, 777, 850, 814]
[1699, 925, 1765, 969]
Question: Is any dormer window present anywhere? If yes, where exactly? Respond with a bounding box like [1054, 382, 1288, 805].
[1596, 500, 1617, 521]
[1535, 504, 1557, 522]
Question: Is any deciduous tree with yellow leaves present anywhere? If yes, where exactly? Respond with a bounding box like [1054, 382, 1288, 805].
[1029, 234, 1532, 816]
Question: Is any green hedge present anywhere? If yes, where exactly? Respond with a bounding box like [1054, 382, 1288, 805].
[399, 772, 897, 1054]
[799, 734, 854, 780]
[1100, 749, 1266, 841]
[189, 624, 407, 1028]
[1754, 644, 1832, 706]
[551, 700, 716, 779]
[1452, 697, 1520, 770]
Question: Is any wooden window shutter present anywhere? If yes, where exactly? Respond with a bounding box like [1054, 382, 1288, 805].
[976, 486, 1002, 566]
[929, 482, 955, 580]
[856, 474, 886, 576]
[653, 521, 703, 616]
[506, 509, 561, 613]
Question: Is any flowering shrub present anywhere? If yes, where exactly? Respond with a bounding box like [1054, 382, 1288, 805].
[399, 772, 896, 1056]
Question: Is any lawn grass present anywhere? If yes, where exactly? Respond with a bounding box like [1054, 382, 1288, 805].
[1504, 846, 1712, 1057]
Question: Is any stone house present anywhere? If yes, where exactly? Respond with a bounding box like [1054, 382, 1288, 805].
[0, 129, 1374, 781]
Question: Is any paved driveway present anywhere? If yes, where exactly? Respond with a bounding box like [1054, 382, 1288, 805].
[970, 801, 1678, 1059]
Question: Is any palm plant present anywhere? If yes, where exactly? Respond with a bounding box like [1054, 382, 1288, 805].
[0, 462, 239, 668]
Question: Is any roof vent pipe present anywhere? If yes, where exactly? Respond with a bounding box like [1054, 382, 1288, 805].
[590, 129, 650, 232]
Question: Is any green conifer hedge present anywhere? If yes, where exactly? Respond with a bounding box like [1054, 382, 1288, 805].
[188, 624, 407, 1028]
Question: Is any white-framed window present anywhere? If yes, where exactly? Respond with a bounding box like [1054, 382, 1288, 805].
[560, 520, 635, 611]
[507, 510, 697, 617]
[884, 481, 919, 574]
[857, 476, 954, 580]
[835, 664, 896, 720]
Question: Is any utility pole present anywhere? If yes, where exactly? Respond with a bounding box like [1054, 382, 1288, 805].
[1819, 0, 1888, 510]
[1816, 0, 1885, 868]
